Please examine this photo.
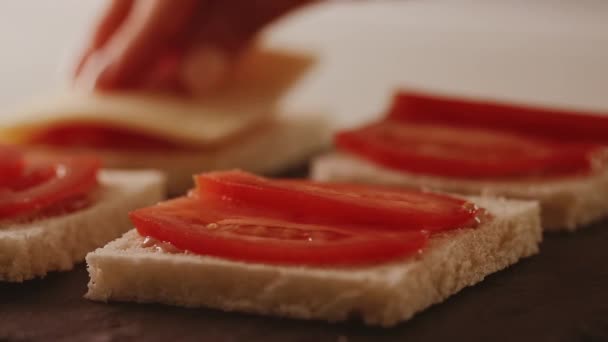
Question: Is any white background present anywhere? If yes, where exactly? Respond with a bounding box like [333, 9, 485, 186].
[0, 0, 607, 127]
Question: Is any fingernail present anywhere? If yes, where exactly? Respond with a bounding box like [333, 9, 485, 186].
[180, 46, 230, 96]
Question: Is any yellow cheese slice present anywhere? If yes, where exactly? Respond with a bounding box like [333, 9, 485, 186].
[0, 48, 314, 146]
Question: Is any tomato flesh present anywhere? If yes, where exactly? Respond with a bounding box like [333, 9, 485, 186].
[131, 196, 429, 266]
[26, 123, 188, 151]
[194, 170, 482, 231]
[0, 154, 100, 219]
[389, 91, 608, 144]
[336, 120, 600, 178]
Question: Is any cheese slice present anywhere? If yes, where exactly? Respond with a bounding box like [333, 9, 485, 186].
[0, 48, 314, 146]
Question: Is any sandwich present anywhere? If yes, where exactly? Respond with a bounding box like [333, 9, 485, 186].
[0, 146, 165, 282]
[312, 90, 608, 231]
[0, 48, 328, 195]
[86, 170, 541, 327]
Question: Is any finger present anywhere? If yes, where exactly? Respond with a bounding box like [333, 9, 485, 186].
[179, 45, 230, 96]
[94, 0, 200, 90]
[141, 49, 185, 93]
[177, 0, 314, 95]
[175, 4, 246, 96]
[74, 0, 134, 78]
[202, 0, 315, 49]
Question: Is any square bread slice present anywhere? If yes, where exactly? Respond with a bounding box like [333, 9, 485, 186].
[27, 115, 328, 195]
[85, 197, 541, 327]
[312, 153, 608, 231]
[0, 170, 165, 282]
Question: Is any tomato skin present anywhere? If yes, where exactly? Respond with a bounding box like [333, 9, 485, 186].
[131, 197, 429, 266]
[195, 170, 481, 232]
[336, 120, 600, 179]
[0, 156, 100, 219]
[131, 171, 492, 266]
[26, 123, 187, 151]
[0, 147, 25, 186]
[389, 91, 608, 144]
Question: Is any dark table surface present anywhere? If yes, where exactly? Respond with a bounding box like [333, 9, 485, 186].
[2, 219, 608, 341]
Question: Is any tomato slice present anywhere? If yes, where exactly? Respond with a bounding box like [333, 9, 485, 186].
[26, 123, 188, 151]
[336, 120, 600, 178]
[132, 171, 489, 266]
[389, 91, 608, 144]
[194, 170, 481, 231]
[131, 196, 429, 266]
[0, 146, 25, 186]
[0, 156, 100, 219]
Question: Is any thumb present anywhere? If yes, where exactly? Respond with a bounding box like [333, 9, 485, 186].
[179, 45, 233, 97]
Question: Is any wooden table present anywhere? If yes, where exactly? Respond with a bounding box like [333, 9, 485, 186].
[2, 218, 608, 341]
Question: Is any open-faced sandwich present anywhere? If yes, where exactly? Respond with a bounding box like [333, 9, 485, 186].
[0, 146, 164, 282]
[0, 48, 328, 195]
[313, 90, 608, 231]
[86, 170, 541, 326]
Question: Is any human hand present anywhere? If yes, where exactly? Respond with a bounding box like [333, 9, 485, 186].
[74, 0, 313, 95]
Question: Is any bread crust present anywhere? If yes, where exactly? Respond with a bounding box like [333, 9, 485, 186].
[0, 170, 165, 282]
[85, 197, 541, 327]
[312, 153, 608, 231]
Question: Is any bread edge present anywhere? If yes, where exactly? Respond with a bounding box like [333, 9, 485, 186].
[311, 153, 608, 231]
[0, 170, 166, 282]
[24, 115, 329, 195]
[85, 197, 541, 327]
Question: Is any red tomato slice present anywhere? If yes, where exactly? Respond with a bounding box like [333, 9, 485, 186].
[0, 156, 100, 219]
[389, 91, 608, 144]
[131, 197, 428, 266]
[194, 170, 481, 231]
[0, 146, 25, 186]
[336, 120, 600, 178]
[26, 123, 188, 151]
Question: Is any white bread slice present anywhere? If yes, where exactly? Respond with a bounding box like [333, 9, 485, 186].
[85, 197, 541, 327]
[312, 153, 608, 231]
[25, 115, 328, 195]
[0, 170, 165, 282]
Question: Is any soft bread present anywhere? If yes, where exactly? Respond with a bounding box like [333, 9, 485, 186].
[0, 170, 165, 282]
[26, 115, 328, 195]
[312, 153, 608, 231]
[85, 197, 541, 327]
[0, 48, 313, 146]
